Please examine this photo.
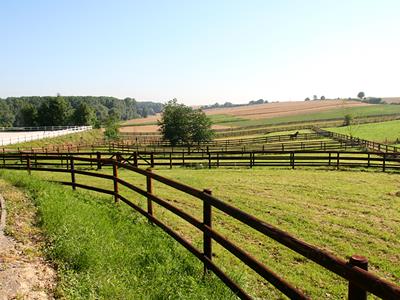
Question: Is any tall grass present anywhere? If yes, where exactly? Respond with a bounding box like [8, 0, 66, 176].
[0, 171, 236, 299]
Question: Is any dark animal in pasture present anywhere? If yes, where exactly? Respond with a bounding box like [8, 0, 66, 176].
[289, 131, 299, 139]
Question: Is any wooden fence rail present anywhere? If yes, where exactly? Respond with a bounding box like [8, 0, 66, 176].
[0, 153, 399, 299]
[1, 150, 399, 172]
[314, 127, 399, 153]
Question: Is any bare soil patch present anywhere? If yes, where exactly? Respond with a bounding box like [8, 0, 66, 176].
[119, 124, 232, 133]
[0, 181, 56, 300]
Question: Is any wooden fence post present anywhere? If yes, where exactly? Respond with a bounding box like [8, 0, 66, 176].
[26, 155, 31, 175]
[113, 160, 119, 203]
[291, 152, 295, 169]
[382, 153, 386, 172]
[146, 168, 153, 216]
[134, 152, 138, 167]
[336, 152, 340, 169]
[208, 152, 211, 169]
[96, 152, 102, 169]
[70, 158, 76, 190]
[203, 189, 212, 274]
[150, 153, 154, 168]
[348, 255, 368, 300]
[169, 152, 172, 169]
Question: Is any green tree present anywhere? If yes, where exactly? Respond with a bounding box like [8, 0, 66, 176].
[72, 102, 96, 125]
[37, 96, 71, 126]
[20, 104, 38, 126]
[357, 91, 365, 99]
[320, 95, 326, 100]
[104, 114, 120, 140]
[158, 99, 214, 146]
[343, 114, 352, 126]
[0, 101, 15, 127]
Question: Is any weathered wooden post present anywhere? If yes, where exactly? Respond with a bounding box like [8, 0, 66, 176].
[133, 151, 138, 167]
[382, 153, 386, 172]
[336, 152, 340, 169]
[291, 152, 295, 169]
[26, 155, 31, 175]
[70, 158, 76, 190]
[203, 189, 212, 274]
[146, 168, 153, 216]
[150, 153, 154, 168]
[348, 255, 368, 300]
[96, 152, 102, 170]
[112, 160, 119, 203]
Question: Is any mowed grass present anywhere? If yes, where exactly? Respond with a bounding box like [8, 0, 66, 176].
[18, 166, 400, 299]
[327, 119, 400, 144]
[218, 104, 400, 127]
[0, 170, 236, 299]
[3, 129, 104, 150]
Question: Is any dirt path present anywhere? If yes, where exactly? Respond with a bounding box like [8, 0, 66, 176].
[0, 189, 56, 300]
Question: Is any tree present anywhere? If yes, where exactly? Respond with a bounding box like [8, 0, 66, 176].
[158, 99, 214, 146]
[343, 114, 352, 126]
[104, 114, 120, 140]
[304, 97, 310, 101]
[320, 96, 326, 100]
[0, 101, 15, 127]
[71, 102, 96, 125]
[37, 96, 71, 126]
[20, 104, 38, 126]
[313, 95, 318, 100]
[357, 91, 365, 99]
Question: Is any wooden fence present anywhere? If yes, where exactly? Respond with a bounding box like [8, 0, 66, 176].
[314, 128, 399, 153]
[2, 150, 399, 172]
[1, 153, 399, 299]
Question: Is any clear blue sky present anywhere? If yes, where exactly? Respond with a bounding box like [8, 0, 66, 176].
[1, 0, 400, 105]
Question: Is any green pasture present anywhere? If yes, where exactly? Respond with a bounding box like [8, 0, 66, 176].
[4, 166, 399, 299]
[0, 171, 235, 299]
[327, 119, 400, 144]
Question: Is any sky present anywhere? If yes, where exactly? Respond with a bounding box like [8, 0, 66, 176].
[1, 0, 400, 105]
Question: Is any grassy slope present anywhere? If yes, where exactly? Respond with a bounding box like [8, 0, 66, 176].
[3, 129, 103, 150]
[0, 171, 235, 299]
[327, 119, 400, 144]
[20, 167, 400, 299]
[216, 105, 400, 127]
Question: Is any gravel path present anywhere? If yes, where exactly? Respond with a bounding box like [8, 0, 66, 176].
[0, 194, 56, 300]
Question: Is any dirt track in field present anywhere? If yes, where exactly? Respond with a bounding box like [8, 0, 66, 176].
[119, 124, 231, 133]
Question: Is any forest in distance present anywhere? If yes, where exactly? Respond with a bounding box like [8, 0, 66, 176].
[0, 96, 163, 127]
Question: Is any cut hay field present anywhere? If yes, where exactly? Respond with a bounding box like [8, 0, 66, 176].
[13, 167, 400, 299]
[121, 101, 400, 133]
[327, 119, 400, 144]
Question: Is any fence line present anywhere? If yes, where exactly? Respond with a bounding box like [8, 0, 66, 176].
[0, 126, 92, 146]
[2, 150, 399, 172]
[1, 153, 399, 299]
[314, 127, 399, 153]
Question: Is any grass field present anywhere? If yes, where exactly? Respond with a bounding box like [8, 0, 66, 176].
[0, 171, 235, 299]
[2, 129, 103, 150]
[8, 166, 399, 299]
[327, 119, 400, 144]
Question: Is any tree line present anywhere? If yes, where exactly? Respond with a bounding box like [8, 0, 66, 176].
[0, 96, 163, 127]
